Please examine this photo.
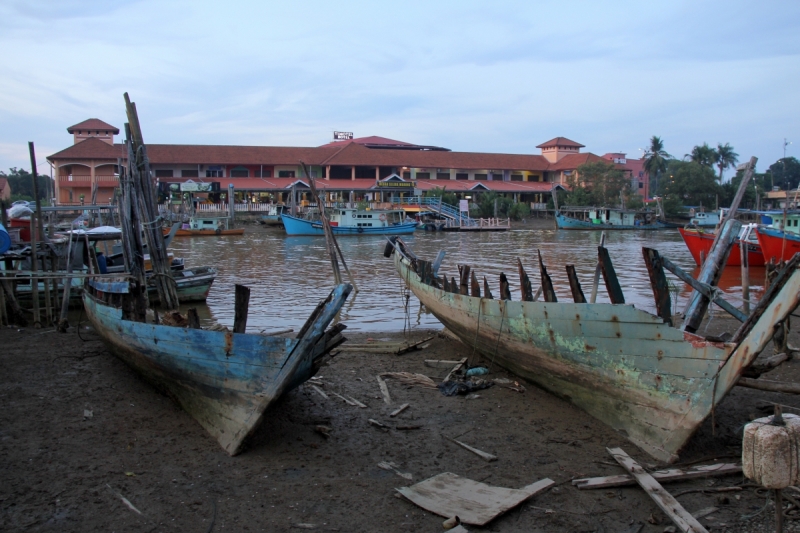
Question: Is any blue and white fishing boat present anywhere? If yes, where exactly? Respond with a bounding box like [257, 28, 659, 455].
[556, 208, 671, 230]
[282, 208, 417, 236]
[259, 204, 289, 226]
[84, 278, 352, 455]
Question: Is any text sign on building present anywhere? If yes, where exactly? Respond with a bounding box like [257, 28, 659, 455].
[377, 181, 415, 188]
[181, 182, 214, 192]
[333, 131, 353, 141]
[459, 199, 469, 212]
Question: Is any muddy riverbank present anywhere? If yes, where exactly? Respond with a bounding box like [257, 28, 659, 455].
[1, 315, 798, 532]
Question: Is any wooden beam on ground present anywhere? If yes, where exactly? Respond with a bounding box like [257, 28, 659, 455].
[608, 447, 708, 533]
[425, 359, 464, 368]
[538, 249, 557, 302]
[377, 376, 392, 405]
[572, 463, 741, 489]
[449, 438, 497, 462]
[737, 377, 800, 394]
[390, 403, 409, 417]
[517, 258, 534, 301]
[642, 248, 673, 326]
[443, 357, 468, 383]
[565, 264, 586, 303]
[598, 246, 625, 304]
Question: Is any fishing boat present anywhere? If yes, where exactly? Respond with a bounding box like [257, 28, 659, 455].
[282, 208, 417, 236]
[259, 204, 289, 226]
[688, 208, 720, 227]
[385, 238, 800, 463]
[83, 278, 352, 455]
[755, 212, 800, 263]
[556, 207, 671, 230]
[164, 216, 245, 237]
[679, 224, 764, 267]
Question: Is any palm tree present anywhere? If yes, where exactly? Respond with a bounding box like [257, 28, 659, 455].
[715, 142, 739, 182]
[642, 136, 672, 196]
[688, 143, 718, 168]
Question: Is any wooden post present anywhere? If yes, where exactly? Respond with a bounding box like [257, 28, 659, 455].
[233, 284, 250, 334]
[598, 246, 625, 304]
[740, 238, 750, 315]
[499, 273, 512, 301]
[590, 232, 606, 303]
[27, 143, 41, 328]
[470, 271, 481, 298]
[642, 248, 673, 326]
[187, 308, 200, 329]
[517, 258, 533, 301]
[565, 265, 586, 303]
[458, 265, 470, 295]
[538, 250, 557, 302]
[483, 276, 493, 299]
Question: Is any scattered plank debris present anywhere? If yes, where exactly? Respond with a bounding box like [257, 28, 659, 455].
[310, 385, 328, 399]
[377, 376, 392, 405]
[448, 437, 497, 462]
[396, 472, 553, 526]
[342, 336, 434, 355]
[378, 461, 412, 480]
[390, 403, 410, 417]
[328, 390, 367, 408]
[572, 463, 741, 489]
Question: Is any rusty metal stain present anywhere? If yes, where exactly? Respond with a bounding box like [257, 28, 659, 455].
[224, 331, 233, 357]
[584, 343, 596, 352]
[611, 315, 618, 322]
[657, 350, 664, 360]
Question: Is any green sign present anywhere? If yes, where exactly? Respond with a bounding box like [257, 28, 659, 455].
[377, 181, 415, 188]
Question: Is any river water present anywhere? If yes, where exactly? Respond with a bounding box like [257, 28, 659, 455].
[168, 224, 764, 332]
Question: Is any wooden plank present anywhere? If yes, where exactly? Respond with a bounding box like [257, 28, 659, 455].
[565, 264, 586, 303]
[390, 403, 409, 417]
[538, 250, 557, 303]
[458, 265, 470, 295]
[590, 232, 606, 303]
[572, 463, 742, 489]
[233, 284, 250, 334]
[451, 276, 458, 294]
[517, 258, 534, 301]
[450, 438, 497, 461]
[396, 336, 435, 355]
[310, 384, 328, 399]
[598, 246, 625, 304]
[499, 273, 511, 301]
[377, 376, 392, 405]
[483, 276, 493, 299]
[608, 447, 708, 533]
[443, 357, 468, 383]
[470, 271, 481, 298]
[737, 377, 800, 394]
[431, 250, 446, 277]
[187, 308, 201, 329]
[425, 360, 464, 368]
[642, 248, 673, 326]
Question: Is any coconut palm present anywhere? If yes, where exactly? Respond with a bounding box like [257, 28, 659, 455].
[688, 143, 718, 168]
[642, 136, 672, 195]
[715, 142, 739, 182]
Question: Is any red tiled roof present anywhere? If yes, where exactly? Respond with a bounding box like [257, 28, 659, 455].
[318, 136, 415, 148]
[536, 137, 585, 149]
[547, 153, 607, 171]
[67, 119, 120, 134]
[144, 144, 338, 166]
[47, 137, 125, 160]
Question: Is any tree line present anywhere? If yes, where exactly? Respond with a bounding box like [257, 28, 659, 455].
[0, 167, 53, 205]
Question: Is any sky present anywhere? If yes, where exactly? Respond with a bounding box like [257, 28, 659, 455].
[1, 0, 798, 180]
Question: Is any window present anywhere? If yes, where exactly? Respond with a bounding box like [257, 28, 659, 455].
[510, 174, 523, 181]
[638, 182, 644, 189]
[416, 172, 430, 180]
[254, 169, 272, 177]
[278, 170, 295, 178]
[182, 169, 199, 178]
[206, 170, 222, 178]
[474, 174, 487, 181]
[437, 173, 450, 180]
[155, 169, 173, 178]
[402, 171, 411, 180]
[456, 173, 468, 180]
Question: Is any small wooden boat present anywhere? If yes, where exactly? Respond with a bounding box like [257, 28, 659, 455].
[282, 208, 417, 236]
[679, 225, 764, 267]
[556, 208, 672, 230]
[164, 216, 245, 237]
[386, 239, 800, 463]
[84, 279, 352, 455]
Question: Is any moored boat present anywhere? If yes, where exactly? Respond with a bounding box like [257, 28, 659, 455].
[679, 224, 764, 267]
[282, 208, 417, 236]
[164, 216, 245, 237]
[83, 278, 352, 455]
[385, 238, 800, 463]
[755, 212, 800, 263]
[556, 208, 670, 230]
[259, 204, 289, 226]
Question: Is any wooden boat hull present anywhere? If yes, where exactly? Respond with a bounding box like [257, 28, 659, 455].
[392, 249, 800, 463]
[259, 215, 284, 226]
[83, 281, 351, 455]
[756, 226, 800, 263]
[164, 228, 245, 237]
[679, 227, 765, 267]
[556, 212, 669, 230]
[281, 213, 417, 236]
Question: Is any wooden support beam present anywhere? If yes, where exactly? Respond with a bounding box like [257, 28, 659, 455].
[659, 254, 747, 323]
[470, 271, 481, 298]
[450, 276, 458, 294]
[458, 265, 470, 295]
[499, 273, 511, 301]
[573, 463, 741, 489]
[538, 249, 557, 303]
[517, 258, 534, 301]
[590, 232, 606, 303]
[483, 276, 493, 299]
[442, 276, 450, 292]
[598, 246, 625, 304]
[642, 248, 673, 326]
[608, 447, 708, 533]
[565, 264, 586, 303]
[233, 284, 250, 334]
[187, 308, 201, 329]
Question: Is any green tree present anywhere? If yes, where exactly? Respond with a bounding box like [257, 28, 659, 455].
[574, 161, 628, 207]
[765, 157, 800, 190]
[1, 167, 52, 202]
[423, 186, 458, 207]
[715, 143, 739, 182]
[661, 160, 722, 209]
[563, 186, 592, 206]
[475, 192, 512, 218]
[688, 143, 718, 168]
[642, 135, 672, 196]
[509, 202, 530, 220]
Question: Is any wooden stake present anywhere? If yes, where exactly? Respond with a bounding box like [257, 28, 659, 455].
[517, 258, 533, 301]
[483, 276, 493, 299]
[590, 232, 606, 303]
[537, 250, 557, 303]
[565, 264, 586, 303]
[233, 284, 250, 334]
[740, 237, 750, 315]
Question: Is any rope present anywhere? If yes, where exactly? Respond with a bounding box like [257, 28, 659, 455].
[489, 301, 507, 372]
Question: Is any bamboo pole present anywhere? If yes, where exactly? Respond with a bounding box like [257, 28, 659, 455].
[27, 143, 41, 328]
[740, 236, 750, 315]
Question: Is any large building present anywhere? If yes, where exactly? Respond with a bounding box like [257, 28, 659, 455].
[47, 120, 648, 207]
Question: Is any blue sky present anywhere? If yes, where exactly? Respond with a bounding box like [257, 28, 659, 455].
[1, 0, 798, 180]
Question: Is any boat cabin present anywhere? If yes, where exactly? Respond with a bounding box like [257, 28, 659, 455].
[767, 212, 800, 236]
[689, 209, 720, 227]
[188, 216, 231, 231]
[585, 208, 654, 227]
[328, 209, 408, 228]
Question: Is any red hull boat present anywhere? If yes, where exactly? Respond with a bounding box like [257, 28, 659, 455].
[755, 226, 800, 263]
[679, 227, 765, 267]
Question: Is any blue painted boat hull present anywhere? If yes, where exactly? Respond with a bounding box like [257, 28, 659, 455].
[281, 213, 417, 236]
[83, 280, 352, 455]
[556, 212, 670, 230]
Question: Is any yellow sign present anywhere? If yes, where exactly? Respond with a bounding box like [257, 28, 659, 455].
[377, 181, 415, 188]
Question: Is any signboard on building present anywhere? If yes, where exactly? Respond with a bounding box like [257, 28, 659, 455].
[180, 181, 215, 192]
[376, 181, 415, 188]
[459, 199, 469, 212]
[333, 131, 353, 141]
